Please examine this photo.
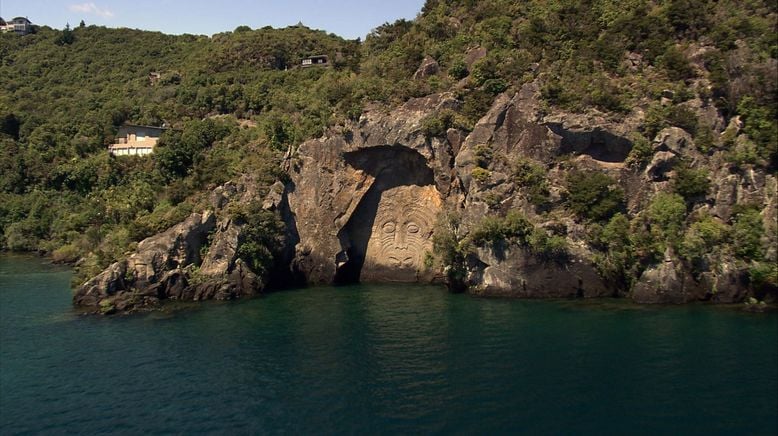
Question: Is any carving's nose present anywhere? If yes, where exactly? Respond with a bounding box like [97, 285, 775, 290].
[395, 226, 408, 248]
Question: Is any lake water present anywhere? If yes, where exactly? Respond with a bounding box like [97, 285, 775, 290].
[1, 255, 776, 434]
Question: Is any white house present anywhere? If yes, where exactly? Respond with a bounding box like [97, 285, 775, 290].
[0, 17, 33, 35]
[301, 55, 329, 68]
[108, 124, 167, 156]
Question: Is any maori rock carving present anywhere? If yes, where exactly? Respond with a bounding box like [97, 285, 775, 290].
[361, 184, 441, 282]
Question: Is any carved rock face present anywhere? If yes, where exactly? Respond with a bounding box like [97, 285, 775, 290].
[361, 185, 441, 282]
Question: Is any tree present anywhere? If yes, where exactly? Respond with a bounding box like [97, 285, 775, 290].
[57, 24, 75, 45]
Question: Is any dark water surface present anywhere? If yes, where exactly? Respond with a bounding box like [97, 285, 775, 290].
[1, 255, 777, 435]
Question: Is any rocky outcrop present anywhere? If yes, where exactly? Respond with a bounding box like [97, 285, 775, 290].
[75, 211, 216, 312]
[75, 81, 776, 312]
[73, 177, 275, 314]
[413, 56, 439, 80]
[630, 253, 702, 304]
[467, 246, 610, 298]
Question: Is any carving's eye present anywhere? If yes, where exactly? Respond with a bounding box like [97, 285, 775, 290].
[382, 222, 396, 233]
[406, 223, 419, 234]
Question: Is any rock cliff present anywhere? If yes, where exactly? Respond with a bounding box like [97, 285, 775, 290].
[74, 83, 777, 313]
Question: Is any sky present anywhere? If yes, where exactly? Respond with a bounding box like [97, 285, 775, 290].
[0, 0, 426, 39]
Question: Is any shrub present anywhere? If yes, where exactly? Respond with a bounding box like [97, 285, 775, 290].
[625, 133, 654, 168]
[731, 207, 763, 261]
[594, 213, 635, 284]
[432, 212, 470, 287]
[666, 105, 698, 135]
[588, 79, 627, 113]
[672, 164, 710, 201]
[513, 157, 550, 206]
[644, 104, 669, 139]
[647, 192, 687, 241]
[469, 211, 566, 261]
[469, 210, 532, 247]
[750, 262, 778, 290]
[540, 79, 568, 106]
[474, 144, 493, 168]
[679, 215, 729, 269]
[421, 110, 455, 139]
[566, 171, 624, 222]
[460, 89, 495, 127]
[233, 201, 285, 276]
[661, 45, 694, 81]
[471, 167, 491, 184]
[694, 125, 715, 153]
[483, 78, 508, 95]
[737, 96, 778, 165]
[527, 228, 568, 261]
[448, 59, 469, 80]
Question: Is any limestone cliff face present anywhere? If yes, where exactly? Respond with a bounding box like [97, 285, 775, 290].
[74, 84, 776, 313]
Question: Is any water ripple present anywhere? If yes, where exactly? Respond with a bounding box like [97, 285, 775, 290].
[1, 257, 776, 434]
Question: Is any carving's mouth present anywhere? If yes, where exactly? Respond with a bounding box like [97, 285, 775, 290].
[389, 255, 415, 268]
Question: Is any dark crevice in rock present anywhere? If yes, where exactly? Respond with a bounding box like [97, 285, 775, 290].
[269, 182, 306, 288]
[545, 123, 632, 163]
[343, 145, 435, 185]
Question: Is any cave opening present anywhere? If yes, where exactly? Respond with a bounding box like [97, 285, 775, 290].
[546, 124, 633, 163]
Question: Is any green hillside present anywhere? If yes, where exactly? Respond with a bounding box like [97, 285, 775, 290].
[0, 0, 776, 287]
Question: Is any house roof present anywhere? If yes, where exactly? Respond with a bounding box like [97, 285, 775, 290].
[11, 17, 31, 24]
[118, 124, 168, 132]
[0, 17, 6, 25]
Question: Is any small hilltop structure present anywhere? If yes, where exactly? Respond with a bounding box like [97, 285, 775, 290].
[0, 16, 33, 35]
[108, 124, 167, 156]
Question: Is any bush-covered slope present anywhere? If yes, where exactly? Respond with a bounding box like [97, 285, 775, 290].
[1, 0, 776, 293]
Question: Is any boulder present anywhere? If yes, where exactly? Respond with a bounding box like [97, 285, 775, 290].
[630, 251, 707, 304]
[412, 56, 440, 80]
[654, 127, 693, 155]
[74, 211, 219, 312]
[467, 245, 611, 298]
[631, 260, 686, 304]
[645, 151, 678, 181]
[464, 46, 487, 69]
[199, 218, 242, 277]
[74, 261, 128, 307]
[126, 211, 216, 289]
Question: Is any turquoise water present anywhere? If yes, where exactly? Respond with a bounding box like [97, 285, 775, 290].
[1, 255, 777, 434]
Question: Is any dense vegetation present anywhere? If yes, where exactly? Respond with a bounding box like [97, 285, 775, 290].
[1, 0, 776, 292]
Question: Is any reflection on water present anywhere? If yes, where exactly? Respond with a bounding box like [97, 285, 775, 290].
[1, 256, 777, 434]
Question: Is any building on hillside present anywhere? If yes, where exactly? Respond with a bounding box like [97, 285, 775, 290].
[108, 124, 167, 156]
[301, 55, 329, 68]
[0, 17, 33, 35]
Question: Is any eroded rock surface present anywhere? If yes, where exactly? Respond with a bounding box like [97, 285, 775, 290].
[286, 93, 458, 285]
[75, 83, 776, 312]
[73, 177, 274, 314]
